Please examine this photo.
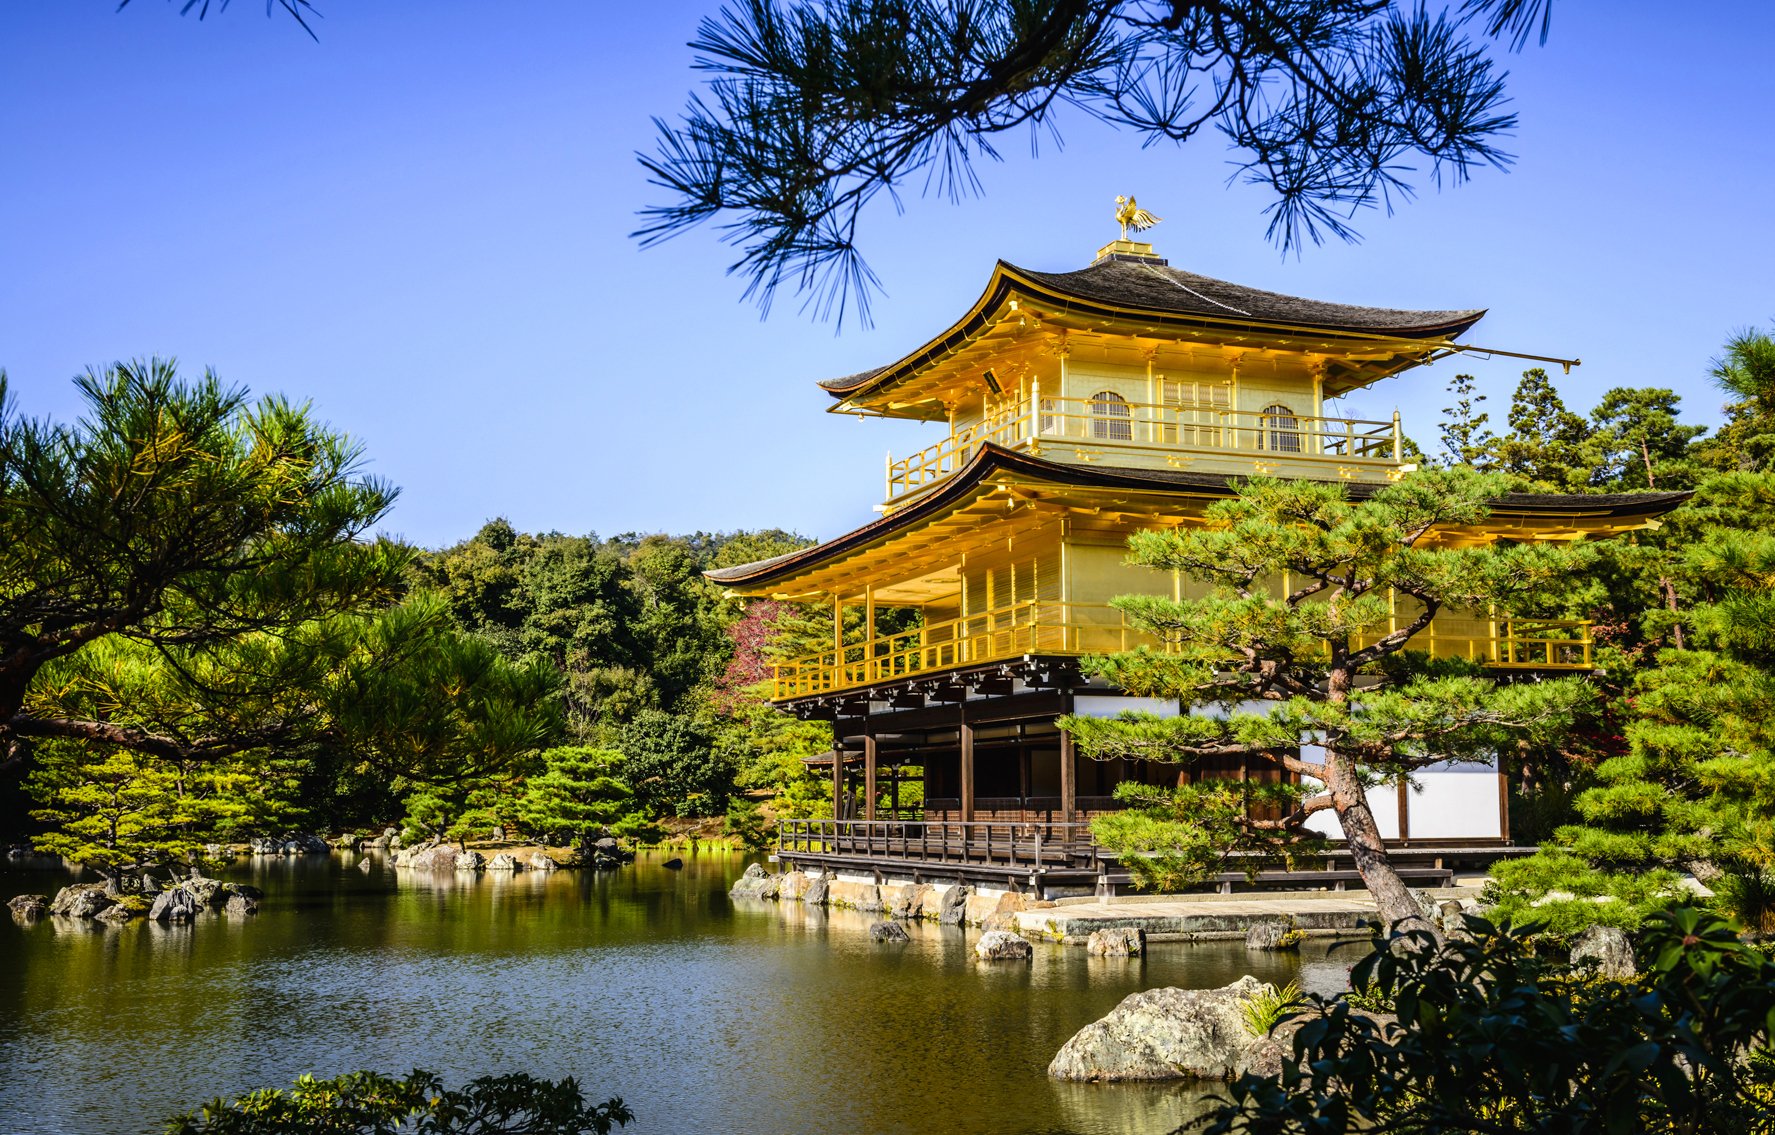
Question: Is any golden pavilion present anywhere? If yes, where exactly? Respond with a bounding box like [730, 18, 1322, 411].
[710, 219, 1688, 894]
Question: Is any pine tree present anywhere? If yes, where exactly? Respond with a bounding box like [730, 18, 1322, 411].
[1491, 368, 1601, 491]
[515, 747, 648, 851]
[1438, 373, 1495, 468]
[1060, 469, 1594, 929]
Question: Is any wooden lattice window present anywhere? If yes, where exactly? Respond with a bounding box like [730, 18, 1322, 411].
[1089, 390, 1133, 441]
[1261, 403, 1301, 453]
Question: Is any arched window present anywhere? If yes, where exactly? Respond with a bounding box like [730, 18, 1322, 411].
[1089, 390, 1132, 441]
[1261, 403, 1301, 453]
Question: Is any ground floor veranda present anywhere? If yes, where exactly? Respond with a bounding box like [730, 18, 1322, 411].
[771, 661, 1526, 896]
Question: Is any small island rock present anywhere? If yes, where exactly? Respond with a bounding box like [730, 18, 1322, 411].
[1048, 976, 1268, 1082]
[1086, 928, 1145, 957]
[938, 884, 971, 926]
[8, 894, 49, 921]
[454, 850, 485, 872]
[486, 853, 522, 872]
[870, 920, 911, 943]
[51, 884, 116, 920]
[974, 930, 1033, 962]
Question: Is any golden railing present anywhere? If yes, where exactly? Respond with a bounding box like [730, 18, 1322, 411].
[771, 600, 1592, 699]
[885, 390, 1403, 501]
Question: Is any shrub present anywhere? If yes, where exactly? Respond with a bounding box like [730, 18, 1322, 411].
[164, 1069, 631, 1135]
[1238, 980, 1305, 1037]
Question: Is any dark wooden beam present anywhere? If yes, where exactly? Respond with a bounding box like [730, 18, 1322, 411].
[864, 733, 878, 822]
[959, 702, 975, 824]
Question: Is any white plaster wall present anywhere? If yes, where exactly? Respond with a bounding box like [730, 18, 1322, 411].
[1071, 694, 1182, 718]
[1407, 761, 1503, 839]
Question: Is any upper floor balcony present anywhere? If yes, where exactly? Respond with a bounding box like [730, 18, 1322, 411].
[884, 388, 1404, 505]
[771, 599, 1592, 702]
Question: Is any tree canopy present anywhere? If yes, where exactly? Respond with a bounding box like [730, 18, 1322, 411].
[638, 0, 1556, 322]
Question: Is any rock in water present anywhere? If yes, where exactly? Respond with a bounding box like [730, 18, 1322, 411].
[486, 853, 521, 872]
[974, 930, 1033, 961]
[1244, 918, 1302, 950]
[802, 873, 830, 906]
[51, 884, 116, 920]
[149, 887, 202, 923]
[1087, 928, 1145, 957]
[938, 884, 971, 926]
[870, 920, 911, 943]
[662, 857, 684, 870]
[524, 852, 558, 872]
[8, 894, 49, 922]
[454, 850, 485, 872]
[1048, 976, 1269, 1081]
[399, 844, 460, 872]
[358, 857, 374, 873]
[1570, 924, 1636, 979]
[729, 864, 781, 900]
[779, 871, 811, 902]
[981, 912, 1018, 934]
[223, 893, 258, 917]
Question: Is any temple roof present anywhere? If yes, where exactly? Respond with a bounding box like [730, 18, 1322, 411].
[706, 444, 1690, 588]
[819, 254, 1487, 403]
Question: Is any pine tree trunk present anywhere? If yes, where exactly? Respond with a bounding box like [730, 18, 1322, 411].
[1325, 747, 1433, 934]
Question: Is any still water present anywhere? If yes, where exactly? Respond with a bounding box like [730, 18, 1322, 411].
[0, 852, 1339, 1134]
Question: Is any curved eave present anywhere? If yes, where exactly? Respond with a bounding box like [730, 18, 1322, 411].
[705, 445, 1691, 590]
[820, 261, 1485, 407]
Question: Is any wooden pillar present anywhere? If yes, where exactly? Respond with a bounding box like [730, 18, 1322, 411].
[1397, 776, 1412, 842]
[1059, 727, 1077, 826]
[830, 747, 843, 820]
[959, 702, 975, 824]
[889, 764, 900, 819]
[864, 733, 878, 822]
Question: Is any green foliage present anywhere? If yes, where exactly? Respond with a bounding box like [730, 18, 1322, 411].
[1088, 777, 1320, 892]
[515, 747, 645, 851]
[615, 710, 733, 818]
[640, 0, 1546, 323]
[164, 1068, 631, 1135]
[27, 743, 268, 882]
[1238, 980, 1305, 1038]
[1062, 470, 1594, 916]
[1205, 907, 1775, 1134]
[0, 360, 405, 764]
[714, 680, 832, 818]
[722, 796, 773, 853]
[1438, 373, 1495, 468]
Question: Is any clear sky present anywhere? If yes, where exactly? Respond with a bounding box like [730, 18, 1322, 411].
[3, 2, 1772, 549]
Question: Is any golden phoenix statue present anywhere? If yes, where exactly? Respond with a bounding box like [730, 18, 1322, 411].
[1114, 195, 1161, 241]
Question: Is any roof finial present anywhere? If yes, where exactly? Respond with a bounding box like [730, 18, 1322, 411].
[1114, 195, 1161, 242]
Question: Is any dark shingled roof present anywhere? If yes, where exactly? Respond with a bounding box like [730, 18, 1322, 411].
[819, 255, 1486, 396]
[1017, 256, 1485, 338]
[705, 445, 1691, 587]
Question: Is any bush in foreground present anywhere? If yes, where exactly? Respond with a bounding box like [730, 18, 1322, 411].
[165, 1069, 631, 1135]
[1205, 906, 1775, 1133]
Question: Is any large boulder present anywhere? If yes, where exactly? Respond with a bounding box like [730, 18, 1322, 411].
[454, 850, 485, 872]
[1244, 918, 1302, 951]
[94, 902, 136, 924]
[486, 853, 522, 872]
[870, 920, 911, 943]
[938, 884, 971, 926]
[524, 852, 558, 872]
[399, 844, 458, 872]
[828, 881, 881, 911]
[802, 873, 830, 906]
[149, 887, 202, 923]
[778, 871, 811, 902]
[222, 893, 258, 917]
[7, 894, 49, 922]
[1048, 976, 1270, 1082]
[729, 863, 781, 901]
[51, 884, 116, 920]
[975, 930, 1034, 961]
[887, 883, 930, 919]
[1087, 928, 1145, 957]
[182, 877, 226, 909]
[1570, 924, 1636, 980]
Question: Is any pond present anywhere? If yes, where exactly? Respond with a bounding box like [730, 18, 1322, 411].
[0, 852, 1348, 1134]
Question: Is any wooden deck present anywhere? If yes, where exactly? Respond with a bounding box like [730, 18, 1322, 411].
[774, 819, 1531, 897]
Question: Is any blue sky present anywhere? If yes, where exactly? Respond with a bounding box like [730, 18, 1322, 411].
[2, 2, 1772, 548]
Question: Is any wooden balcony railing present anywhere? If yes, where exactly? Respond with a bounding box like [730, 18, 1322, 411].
[771, 600, 1592, 700]
[885, 388, 1403, 501]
